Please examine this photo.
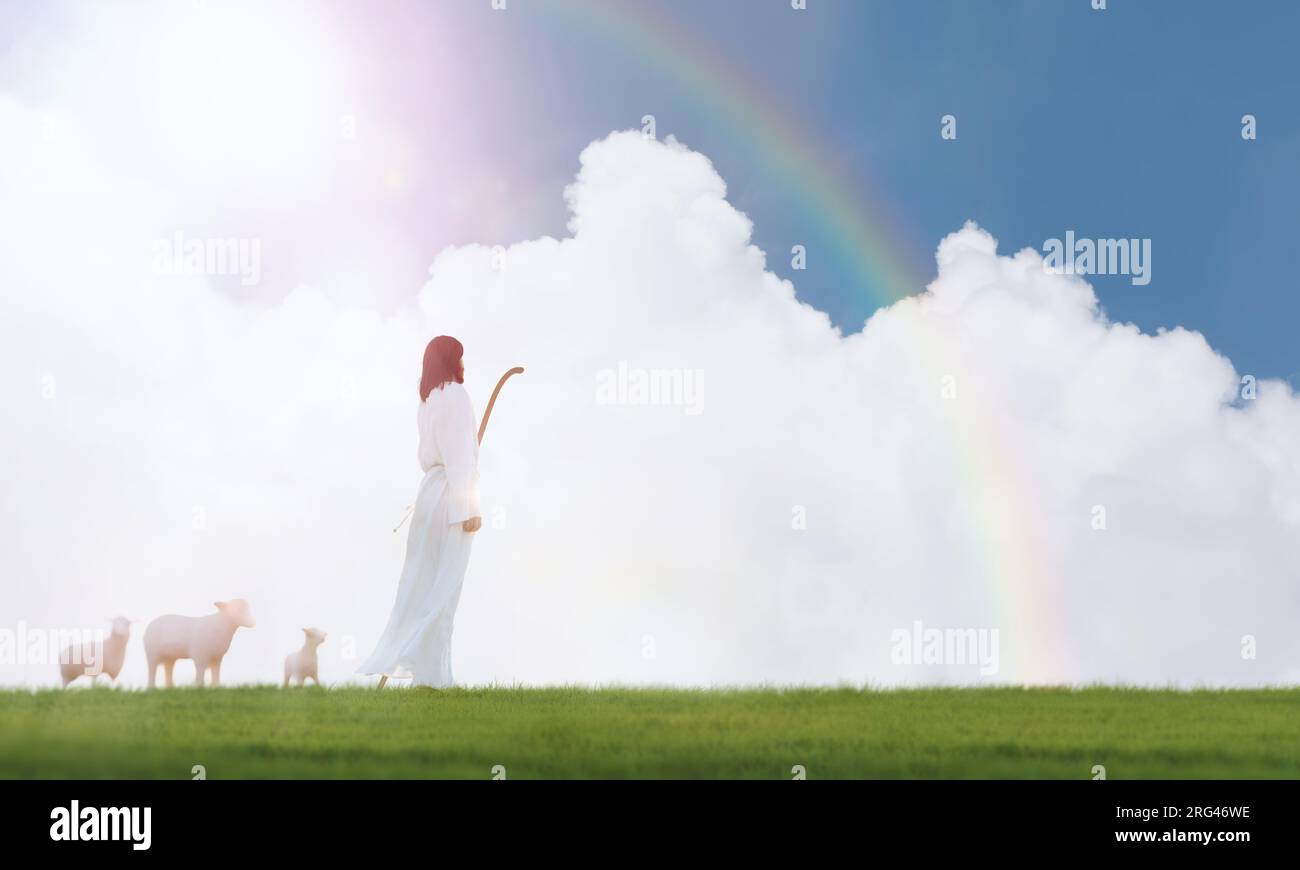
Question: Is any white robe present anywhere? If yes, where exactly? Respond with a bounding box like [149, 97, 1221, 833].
[357, 382, 480, 686]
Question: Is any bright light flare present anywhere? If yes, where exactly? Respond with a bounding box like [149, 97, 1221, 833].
[156, 4, 352, 193]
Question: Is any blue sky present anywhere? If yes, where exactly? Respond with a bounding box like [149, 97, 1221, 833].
[370, 0, 1296, 381]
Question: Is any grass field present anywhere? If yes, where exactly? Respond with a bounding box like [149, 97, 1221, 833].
[1, 685, 1298, 779]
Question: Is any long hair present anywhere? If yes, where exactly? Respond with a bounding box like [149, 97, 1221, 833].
[419, 335, 464, 402]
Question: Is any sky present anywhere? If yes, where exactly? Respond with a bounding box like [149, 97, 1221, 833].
[1, 1, 1298, 688]
[3, 0, 1294, 374]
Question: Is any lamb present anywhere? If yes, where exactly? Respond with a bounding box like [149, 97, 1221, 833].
[60, 616, 131, 687]
[283, 628, 327, 687]
[143, 599, 255, 688]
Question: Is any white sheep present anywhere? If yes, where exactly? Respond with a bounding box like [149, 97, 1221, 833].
[143, 599, 255, 688]
[60, 616, 131, 687]
[283, 628, 327, 687]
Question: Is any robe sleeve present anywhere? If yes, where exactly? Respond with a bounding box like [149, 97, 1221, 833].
[435, 385, 481, 525]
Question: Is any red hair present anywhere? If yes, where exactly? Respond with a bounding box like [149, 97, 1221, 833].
[419, 335, 464, 401]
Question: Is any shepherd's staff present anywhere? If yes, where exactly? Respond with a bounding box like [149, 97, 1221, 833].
[391, 367, 525, 533]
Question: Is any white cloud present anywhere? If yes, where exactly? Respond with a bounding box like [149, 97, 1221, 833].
[3, 105, 1298, 688]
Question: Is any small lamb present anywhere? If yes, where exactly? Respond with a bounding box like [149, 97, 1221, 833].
[143, 599, 255, 688]
[60, 616, 131, 687]
[284, 628, 327, 687]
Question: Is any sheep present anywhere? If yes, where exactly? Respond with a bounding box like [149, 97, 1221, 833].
[143, 599, 255, 688]
[283, 628, 327, 687]
[60, 616, 131, 687]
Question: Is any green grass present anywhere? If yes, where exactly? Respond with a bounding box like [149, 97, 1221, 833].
[1, 685, 1298, 779]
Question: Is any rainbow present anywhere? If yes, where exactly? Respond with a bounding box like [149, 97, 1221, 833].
[549, 0, 921, 307]
[547, 0, 1065, 682]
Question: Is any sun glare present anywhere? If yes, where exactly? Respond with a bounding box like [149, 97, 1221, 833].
[156, 4, 351, 193]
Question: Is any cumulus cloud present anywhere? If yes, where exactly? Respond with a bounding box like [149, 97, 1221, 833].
[2, 102, 1298, 687]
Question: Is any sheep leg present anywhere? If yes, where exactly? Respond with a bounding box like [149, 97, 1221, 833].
[163, 660, 175, 688]
[377, 675, 388, 690]
[210, 659, 221, 686]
